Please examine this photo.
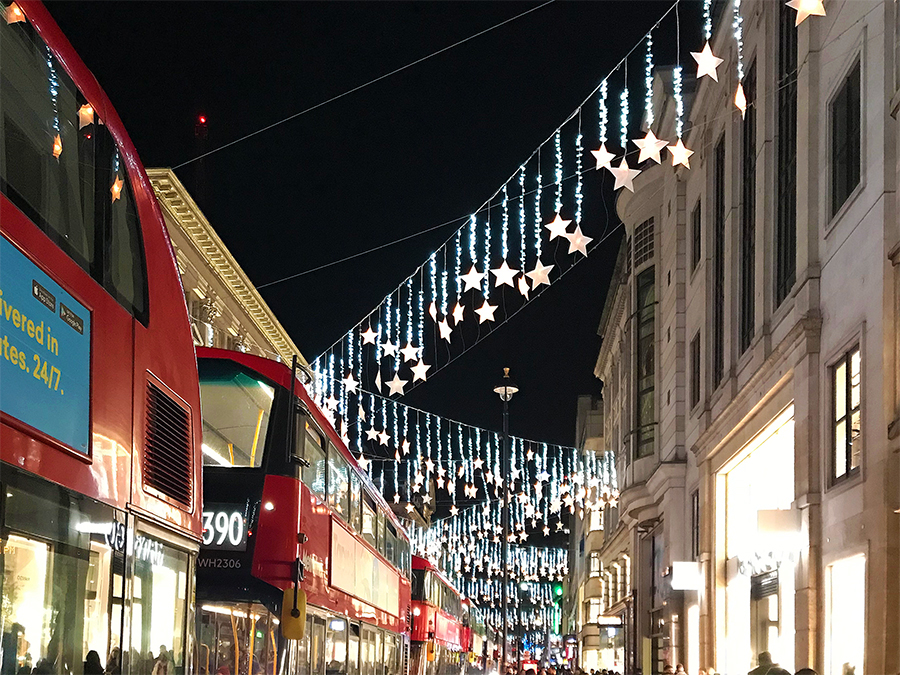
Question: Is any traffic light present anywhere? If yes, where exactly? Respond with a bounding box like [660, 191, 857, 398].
[552, 583, 563, 604]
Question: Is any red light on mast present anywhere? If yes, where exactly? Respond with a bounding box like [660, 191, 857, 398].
[198, 115, 207, 124]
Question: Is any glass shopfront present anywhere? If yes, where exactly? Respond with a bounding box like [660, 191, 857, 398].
[717, 406, 796, 675]
[0, 467, 195, 675]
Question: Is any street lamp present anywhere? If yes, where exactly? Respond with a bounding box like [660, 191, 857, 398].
[493, 368, 518, 675]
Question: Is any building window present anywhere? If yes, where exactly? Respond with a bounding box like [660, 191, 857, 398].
[832, 345, 861, 482]
[831, 61, 861, 216]
[740, 62, 757, 353]
[589, 551, 601, 578]
[713, 137, 726, 386]
[690, 332, 701, 409]
[691, 200, 701, 272]
[635, 268, 655, 459]
[634, 218, 655, 267]
[690, 490, 700, 560]
[776, 1, 798, 306]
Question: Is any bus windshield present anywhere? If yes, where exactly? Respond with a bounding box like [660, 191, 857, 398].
[199, 359, 274, 468]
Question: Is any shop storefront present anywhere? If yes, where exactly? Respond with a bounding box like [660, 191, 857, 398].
[715, 406, 797, 675]
[0, 467, 195, 675]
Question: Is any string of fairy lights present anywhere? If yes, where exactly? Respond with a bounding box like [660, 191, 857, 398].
[300, 0, 828, 619]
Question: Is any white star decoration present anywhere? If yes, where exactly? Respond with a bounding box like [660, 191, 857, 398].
[358, 454, 370, 471]
[633, 130, 668, 164]
[735, 83, 747, 118]
[691, 42, 724, 82]
[609, 158, 641, 192]
[374, 370, 382, 392]
[544, 213, 571, 240]
[517, 275, 531, 299]
[475, 300, 497, 323]
[361, 326, 378, 344]
[590, 143, 615, 170]
[438, 318, 453, 342]
[400, 342, 419, 362]
[378, 430, 390, 446]
[491, 261, 518, 288]
[401, 439, 411, 455]
[459, 265, 485, 292]
[452, 302, 465, 324]
[411, 359, 431, 382]
[564, 225, 592, 256]
[428, 301, 438, 321]
[365, 427, 379, 441]
[786, 0, 825, 25]
[342, 372, 359, 393]
[526, 260, 553, 287]
[668, 139, 694, 169]
[473, 458, 484, 470]
[387, 373, 407, 396]
[380, 340, 398, 357]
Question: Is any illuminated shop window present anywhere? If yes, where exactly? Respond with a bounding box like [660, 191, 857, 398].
[826, 555, 865, 675]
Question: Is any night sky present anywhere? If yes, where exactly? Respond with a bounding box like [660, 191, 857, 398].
[45, 1, 698, 453]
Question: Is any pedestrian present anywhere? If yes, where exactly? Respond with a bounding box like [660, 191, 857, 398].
[84, 651, 104, 675]
[676, 665, 686, 675]
[795, 670, 817, 675]
[749, 653, 775, 675]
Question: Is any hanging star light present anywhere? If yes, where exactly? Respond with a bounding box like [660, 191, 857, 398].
[438, 318, 453, 342]
[564, 226, 592, 256]
[544, 214, 571, 240]
[6, 2, 25, 23]
[735, 83, 747, 118]
[358, 405, 366, 422]
[387, 373, 407, 396]
[374, 370, 382, 393]
[428, 301, 438, 321]
[411, 359, 431, 382]
[668, 139, 695, 169]
[526, 260, 553, 288]
[691, 42, 724, 82]
[452, 302, 465, 324]
[609, 159, 641, 192]
[473, 457, 484, 470]
[358, 454, 370, 471]
[786, 0, 825, 25]
[52, 134, 62, 159]
[110, 176, 124, 202]
[490, 261, 518, 288]
[366, 427, 379, 441]
[475, 300, 498, 324]
[459, 265, 485, 293]
[361, 326, 378, 344]
[517, 276, 531, 300]
[450, 505, 459, 516]
[342, 372, 359, 393]
[378, 429, 391, 446]
[380, 340, 398, 357]
[77, 104, 94, 129]
[590, 145, 615, 171]
[402, 439, 411, 455]
[633, 130, 668, 164]
[400, 343, 419, 362]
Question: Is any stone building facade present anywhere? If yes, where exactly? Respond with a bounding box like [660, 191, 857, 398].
[146, 168, 306, 365]
[588, 1, 899, 673]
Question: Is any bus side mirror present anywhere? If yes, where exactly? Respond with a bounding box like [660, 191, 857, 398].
[281, 586, 306, 639]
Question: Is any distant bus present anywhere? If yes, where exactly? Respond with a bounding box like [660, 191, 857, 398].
[410, 555, 468, 675]
[194, 347, 412, 675]
[1, 3, 203, 674]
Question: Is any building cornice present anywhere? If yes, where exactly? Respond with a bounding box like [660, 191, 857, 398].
[147, 168, 306, 366]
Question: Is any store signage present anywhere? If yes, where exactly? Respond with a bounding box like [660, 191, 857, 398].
[0, 236, 91, 453]
[201, 503, 248, 551]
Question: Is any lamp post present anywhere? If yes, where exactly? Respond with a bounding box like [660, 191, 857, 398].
[493, 368, 518, 675]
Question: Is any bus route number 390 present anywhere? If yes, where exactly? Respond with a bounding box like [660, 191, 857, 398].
[201, 506, 247, 551]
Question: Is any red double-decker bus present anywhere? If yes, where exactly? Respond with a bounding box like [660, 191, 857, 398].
[194, 348, 412, 675]
[0, 3, 203, 675]
[410, 556, 468, 675]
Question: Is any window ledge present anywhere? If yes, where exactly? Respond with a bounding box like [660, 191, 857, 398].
[891, 87, 900, 119]
[824, 178, 866, 238]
